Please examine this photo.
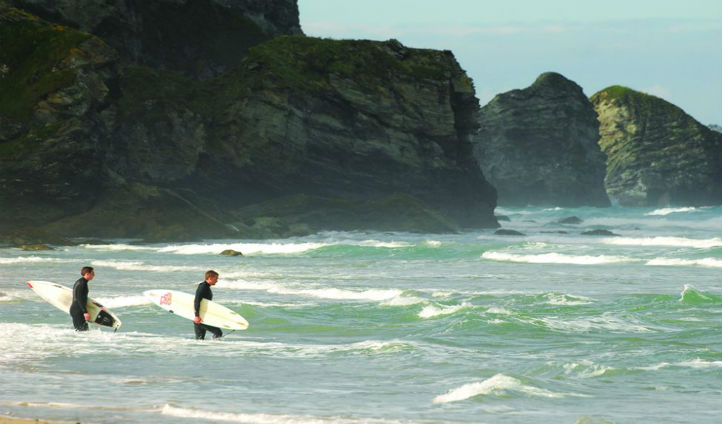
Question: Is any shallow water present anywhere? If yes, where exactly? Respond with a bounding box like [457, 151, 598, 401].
[1, 206, 720, 423]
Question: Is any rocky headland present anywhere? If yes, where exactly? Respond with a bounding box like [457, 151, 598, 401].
[0, 4, 498, 244]
[472, 72, 610, 207]
[591, 86, 722, 206]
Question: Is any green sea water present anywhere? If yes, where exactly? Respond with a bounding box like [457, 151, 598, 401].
[1, 206, 720, 423]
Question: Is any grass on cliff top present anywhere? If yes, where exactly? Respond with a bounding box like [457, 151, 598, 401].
[240, 36, 455, 91]
[590, 85, 688, 119]
[0, 8, 91, 121]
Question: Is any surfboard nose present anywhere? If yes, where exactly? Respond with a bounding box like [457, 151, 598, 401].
[26, 281, 33, 288]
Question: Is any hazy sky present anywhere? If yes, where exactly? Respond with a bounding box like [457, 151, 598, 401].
[298, 0, 722, 125]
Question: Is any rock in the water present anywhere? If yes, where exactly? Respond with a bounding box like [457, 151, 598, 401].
[17, 243, 54, 251]
[220, 249, 243, 257]
[473, 72, 610, 207]
[590, 86, 722, 206]
[581, 229, 618, 236]
[494, 229, 525, 236]
[556, 216, 583, 224]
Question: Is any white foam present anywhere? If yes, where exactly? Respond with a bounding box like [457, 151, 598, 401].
[161, 404, 408, 424]
[602, 236, 722, 249]
[357, 239, 412, 248]
[646, 257, 722, 268]
[93, 295, 151, 308]
[544, 293, 593, 305]
[433, 374, 579, 404]
[482, 251, 635, 265]
[486, 307, 513, 315]
[220, 280, 402, 302]
[81, 244, 157, 251]
[532, 314, 653, 333]
[0, 256, 69, 264]
[645, 207, 697, 216]
[158, 242, 328, 255]
[563, 360, 613, 378]
[418, 303, 467, 319]
[91, 260, 204, 272]
[381, 295, 425, 307]
[637, 359, 722, 371]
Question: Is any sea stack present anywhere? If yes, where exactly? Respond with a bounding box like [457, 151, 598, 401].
[591, 86, 722, 206]
[473, 72, 609, 207]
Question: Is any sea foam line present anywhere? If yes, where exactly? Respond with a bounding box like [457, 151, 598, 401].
[646, 257, 722, 268]
[161, 404, 409, 424]
[220, 280, 402, 302]
[602, 236, 722, 249]
[158, 242, 328, 255]
[482, 251, 635, 265]
[93, 295, 151, 308]
[418, 303, 468, 319]
[635, 359, 722, 371]
[0, 256, 69, 264]
[91, 260, 204, 272]
[644, 207, 697, 216]
[432, 374, 586, 404]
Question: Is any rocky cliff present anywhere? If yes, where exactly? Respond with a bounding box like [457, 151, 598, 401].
[0, 7, 498, 243]
[590, 86, 722, 206]
[10, 0, 303, 79]
[472, 72, 610, 207]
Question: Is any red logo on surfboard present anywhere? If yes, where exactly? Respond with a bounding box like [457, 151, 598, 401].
[160, 292, 172, 305]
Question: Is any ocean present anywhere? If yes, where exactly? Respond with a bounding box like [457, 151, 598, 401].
[1, 206, 720, 424]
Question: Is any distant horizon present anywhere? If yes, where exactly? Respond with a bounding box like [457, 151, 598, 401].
[299, 0, 722, 126]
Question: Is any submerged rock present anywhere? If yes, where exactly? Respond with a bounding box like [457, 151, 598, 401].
[473, 72, 609, 207]
[590, 86, 722, 206]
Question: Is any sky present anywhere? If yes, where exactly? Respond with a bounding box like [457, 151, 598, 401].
[298, 0, 722, 125]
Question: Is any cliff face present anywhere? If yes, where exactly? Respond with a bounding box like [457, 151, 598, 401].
[10, 0, 303, 79]
[207, 37, 497, 228]
[590, 86, 722, 206]
[0, 9, 498, 241]
[472, 72, 610, 207]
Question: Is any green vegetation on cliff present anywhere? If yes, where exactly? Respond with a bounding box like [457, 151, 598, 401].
[591, 85, 722, 206]
[240, 36, 468, 92]
[590, 85, 687, 121]
[0, 9, 91, 121]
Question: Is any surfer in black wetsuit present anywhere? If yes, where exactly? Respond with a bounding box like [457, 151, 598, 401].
[194, 270, 223, 340]
[69, 266, 94, 331]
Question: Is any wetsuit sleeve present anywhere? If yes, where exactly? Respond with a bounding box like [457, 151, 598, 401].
[194, 283, 207, 317]
[73, 279, 88, 313]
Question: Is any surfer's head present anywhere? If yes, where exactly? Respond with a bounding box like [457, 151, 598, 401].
[81, 266, 95, 280]
[205, 270, 219, 285]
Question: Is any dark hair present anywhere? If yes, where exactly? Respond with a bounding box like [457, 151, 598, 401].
[81, 266, 94, 276]
[205, 270, 219, 279]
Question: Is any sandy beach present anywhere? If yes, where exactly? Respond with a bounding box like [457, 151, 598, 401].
[0, 417, 78, 424]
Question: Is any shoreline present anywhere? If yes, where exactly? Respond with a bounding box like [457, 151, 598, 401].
[0, 416, 78, 424]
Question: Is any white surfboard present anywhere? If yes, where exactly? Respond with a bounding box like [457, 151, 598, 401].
[26, 280, 122, 330]
[143, 289, 249, 330]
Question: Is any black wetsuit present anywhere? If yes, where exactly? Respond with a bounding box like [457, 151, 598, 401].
[194, 281, 222, 339]
[69, 277, 89, 331]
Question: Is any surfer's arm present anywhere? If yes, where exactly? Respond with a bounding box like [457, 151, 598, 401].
[193, 283, 207, 319]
